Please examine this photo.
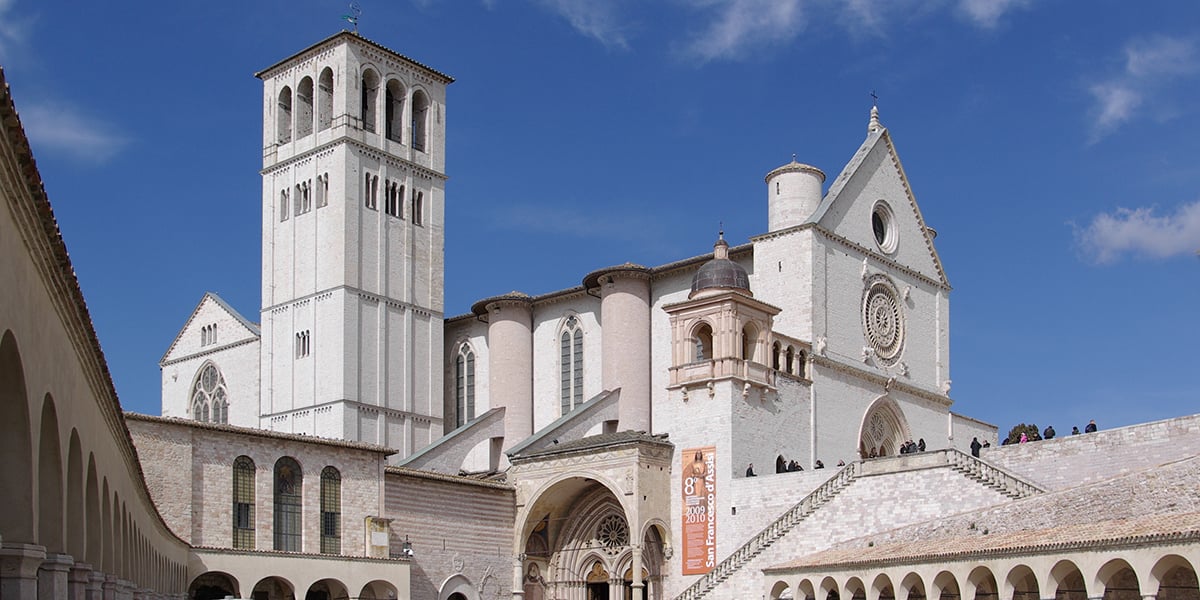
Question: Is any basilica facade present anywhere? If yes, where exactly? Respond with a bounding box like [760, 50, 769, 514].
[2, 29, 1199, 600]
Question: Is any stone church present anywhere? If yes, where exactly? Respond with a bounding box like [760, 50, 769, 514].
[2, 29, 1199, 600]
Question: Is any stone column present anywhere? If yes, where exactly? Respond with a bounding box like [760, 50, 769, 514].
[102, 573, 118, 600]
[511, 555, 526, 600]
[86, 570, 104, 600]
[0, 542, 47, 599]
[116, 579, 134, 600]
[595, 267, 652, 433]
[69, 562, 92, 600]
[608, 577, 623, 600]
[39, 552, 75, 600]
[629, 545, 644, 598]
[480, 294, 534, 458]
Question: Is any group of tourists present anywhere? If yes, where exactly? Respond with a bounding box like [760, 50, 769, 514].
[898, 438, 926, 454]
[969, 418, 1100, 457]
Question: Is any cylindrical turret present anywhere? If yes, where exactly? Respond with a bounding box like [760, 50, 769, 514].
[765, 159, 825, 232]
[473, 293, 533, 450]
[585, 264, 652, 433]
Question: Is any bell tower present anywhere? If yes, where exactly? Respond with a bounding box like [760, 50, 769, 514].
[255, 32, 453, 460]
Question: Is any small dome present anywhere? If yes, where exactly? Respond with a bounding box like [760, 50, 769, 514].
[690, 236, 750, 297]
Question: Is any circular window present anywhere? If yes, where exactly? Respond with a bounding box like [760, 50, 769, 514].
[596, 515, 628, 555]
[862, 277, 904, 363]
[871, 201, 897, 253]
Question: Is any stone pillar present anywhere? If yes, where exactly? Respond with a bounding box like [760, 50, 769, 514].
[39, 552, 75, 600]
[511, 555, 526, 600]
[629, 545, 644, 597]
[116, 579, 135, 600]
[595, 267, 652, 433]
[480, 294, 534, 457]
[0, 542, 47, 599]
[86, 570, 104, 600]
[608, 577, 623, 600]
[102, 573, 118, 600]
[69, 562, 92, 600]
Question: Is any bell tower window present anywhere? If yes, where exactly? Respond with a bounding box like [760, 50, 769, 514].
[296, 77, 314, 139]
[411, 90, 429, 152]
[360, 69, 379, 133]
[385, 79, 405, 143]
[276, 86, 293, 144]
[317, 67, 333, 131]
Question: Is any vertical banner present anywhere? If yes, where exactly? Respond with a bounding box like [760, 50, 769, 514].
[681, 446, 716, 575]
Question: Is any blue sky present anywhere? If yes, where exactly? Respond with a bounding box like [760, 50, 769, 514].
[3, 0, 1197, 437]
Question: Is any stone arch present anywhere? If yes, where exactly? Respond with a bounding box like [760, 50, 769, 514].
[516, 472, 629, 546]
[438, 574, 476, 600]
[771, 580, 794, 600]
[360, 67, 380, 133]
[66, 429, 85, 560]
[819, 576, 840, 600]
[691, 321, 715, 361]
[251, 575, 295, 600]
[1049, 559, 1088, 600]
[741, 321, 761, 362]
[306, 578, 349, 600]
[845, 576, 867, 600]
[858, 395, 911, 458]
[38, 393, 65, 552]
[772, 341, 782, 369]
[189, 571, 240, 600]
[384, 78, 407, 143]
[966, 566, 998, 600]
[1005, 564, 1040, 600]
[276, 86, 293, 144]
[932, 571, 960, 600]
[101, 478, 113, 572]
[86, 454, 101, 565]
[411, 87, 430, 152]
[796, 578, 816, 600]
[1150, 554, 1199, 600]
[317, 67, 333, 131]
[0, 330, 33, 540]
[296, 76, 314, 138]
[900, 572, 926, 600]
[1096, 558, 1140, 600]
[872, 573, 896, 600]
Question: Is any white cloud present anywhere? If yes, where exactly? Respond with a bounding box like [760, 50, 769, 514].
[0, 0, 33, 63]
[678, 0, 805, 63]
[1076, 200, 1200, 263]
[533, 0, 631, 49]
[20, 103, 130, 164]
[1087, 36, 1198, 141]
[957, 0, 1030, 29]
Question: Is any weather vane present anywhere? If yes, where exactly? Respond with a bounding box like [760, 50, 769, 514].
[342, 2, 362, 34]
[870, 90, 879, 107]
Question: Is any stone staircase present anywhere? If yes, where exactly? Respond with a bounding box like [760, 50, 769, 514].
[945, 449, 1045, 499]
[673, 462, 860, 600]
[672, 450, 1043, 600]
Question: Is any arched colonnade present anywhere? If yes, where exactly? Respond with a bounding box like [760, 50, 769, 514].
[767, 551, 1200, 600]
[187, 571, 398, 600]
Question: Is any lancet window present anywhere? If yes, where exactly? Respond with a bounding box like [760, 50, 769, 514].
[560, 316, 584, 415]
[191, 362, 229, 424]
[455, 344, 476, 427]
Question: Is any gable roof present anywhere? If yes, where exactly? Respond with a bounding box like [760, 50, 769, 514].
[159, 292, 260, 365]
[808, 123, 950, 288]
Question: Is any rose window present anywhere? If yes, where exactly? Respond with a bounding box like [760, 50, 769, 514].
[862, 279, 904, 363]
[596, 515, 628, 555]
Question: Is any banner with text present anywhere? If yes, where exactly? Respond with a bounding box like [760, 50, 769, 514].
[681, 445, 716, 575]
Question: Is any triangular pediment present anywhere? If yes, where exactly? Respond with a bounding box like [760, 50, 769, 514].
[160, 292, 261, 365]
[808, 127, 949, 288]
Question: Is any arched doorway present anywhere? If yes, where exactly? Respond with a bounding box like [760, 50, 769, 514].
[858, 396, 911, 459]
[189, 572, 238, 600]
[516, 476, 665, 600]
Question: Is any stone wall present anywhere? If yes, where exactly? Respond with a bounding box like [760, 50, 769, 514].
[385, 468, 515, 600]
[670, 459, 1013, 599]
[127, 414, 389, 554]
[981, 413, 1200, 490]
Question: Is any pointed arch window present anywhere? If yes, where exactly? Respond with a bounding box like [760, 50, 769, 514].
[192, 363, 229, 424]
[319, 467, 341, 554]
[411, 189, 423, 225]
[455, 344, 476, 427]
[232, 456, 255, 549]
[560, 316, 584, 415]
[273, 457, 302, 551]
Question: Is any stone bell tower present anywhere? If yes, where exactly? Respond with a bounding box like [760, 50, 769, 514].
[255, 32, 453, 459]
